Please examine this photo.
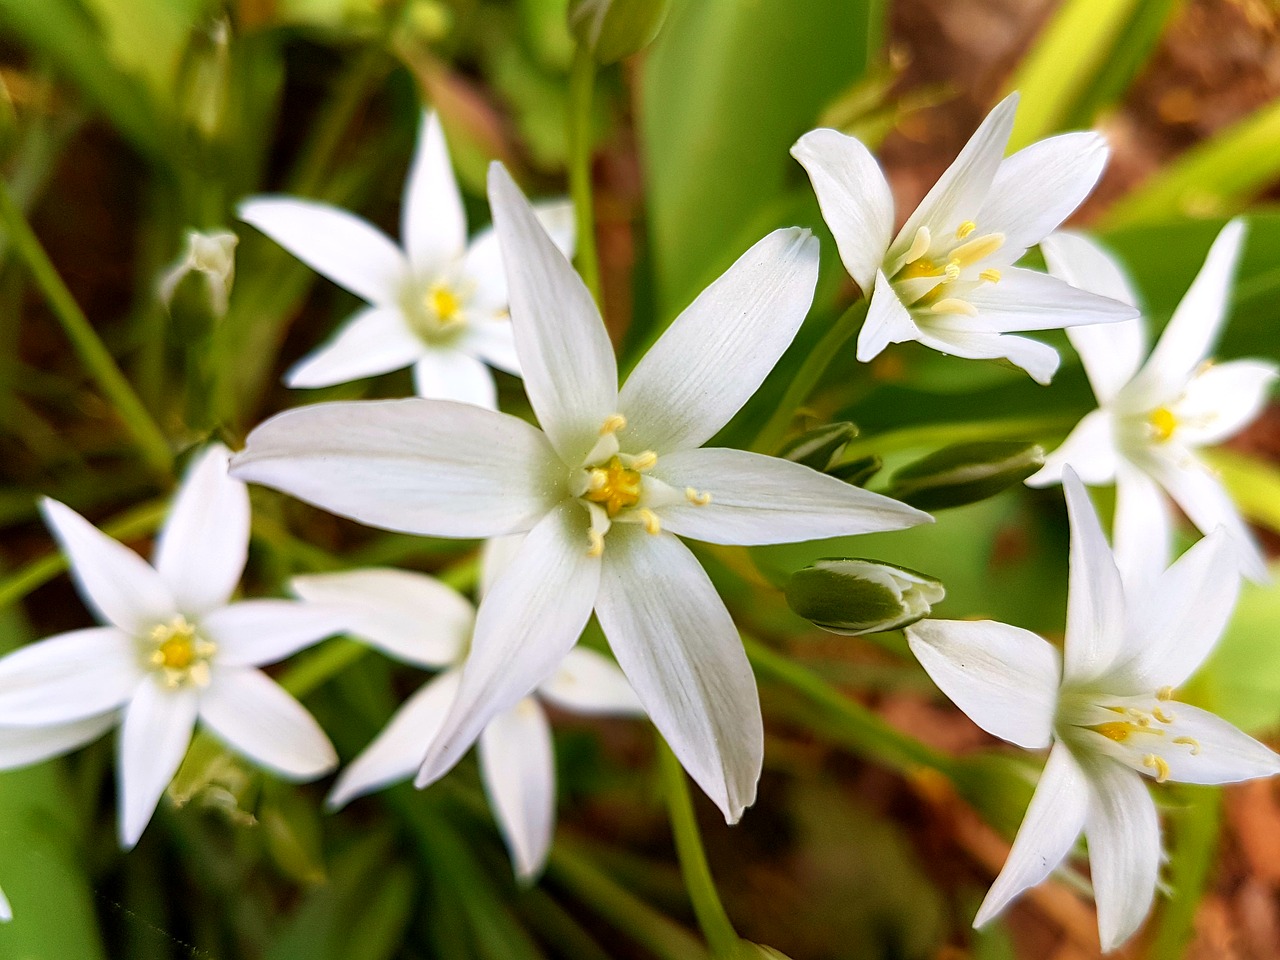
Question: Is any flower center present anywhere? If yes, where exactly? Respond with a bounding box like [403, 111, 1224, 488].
[585, 456, 644, 518]
[147, 615, 217, 688]
[406, 278, 474, 345]
[1147, 406, 1179, 443]
[889, 223, 1006, 317]
[1064, 685, 1201, 784]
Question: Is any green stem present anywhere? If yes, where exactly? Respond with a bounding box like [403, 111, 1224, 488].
[568, 42, 601, 304]
[279, 638, 369, 699]
[0, 182, 173, 478]
[753, 299, 868, 454]
[657, 738, 741, 959]
[835, 413, 1078, 465]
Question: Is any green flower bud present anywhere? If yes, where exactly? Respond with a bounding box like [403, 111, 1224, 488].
[885, 440, 1045, 510]
[568, 0, 671, 64]
[159, 229, 238, 335]
[827, 453, 882, 487]
[740, 946, 795, 960]
[778, 421, 858, 471]
[785, 558, 944, 636]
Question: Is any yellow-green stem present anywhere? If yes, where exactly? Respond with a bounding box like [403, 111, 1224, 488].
[568, 42, 601, 304]
[834, 414, 1078, 465]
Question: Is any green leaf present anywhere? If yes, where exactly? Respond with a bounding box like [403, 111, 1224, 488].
[1204, 565, 1280, 734]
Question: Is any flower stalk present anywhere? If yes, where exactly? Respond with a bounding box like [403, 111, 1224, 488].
[568, 41, 602, 304]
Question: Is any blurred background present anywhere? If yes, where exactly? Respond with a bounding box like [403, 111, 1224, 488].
[1, 0, 1279, 957]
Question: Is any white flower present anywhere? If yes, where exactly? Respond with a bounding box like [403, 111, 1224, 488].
[231, 162, 930, 822]
[239, 110, 574, 408]
[0, 446, 346, 848]
[905, 468, 1280, 951]
[292, 536, 644, 879]
[1027, 220, 1276, 585]
[791, 92, 1138, 383]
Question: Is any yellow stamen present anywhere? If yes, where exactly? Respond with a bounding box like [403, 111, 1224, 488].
[1148, 407, 1178, 443]
[980, 268, 1001, 284]
[943, 260, 961, 281]
[898, 257, 942, 281]
[600, 414, 627, 436]
[903, 226, 932, 264]
[147, 616, 216, 688]
[929, 298, 978, 317]
[427, 282, 463, 325]
[685, 487, 712, 506]
[1091, 720, 1165, 742]
[949, 232, 1005, 267]
[587, 529, 605, 557]
[584, 457, 643, 518]
[955, 220, 977, 240]
[1172, 736, 1201, 756]
[1143, 754, 1171, 783]
[627, 450, 658, 471]
[1157, 686, 1175, 702]
[637, 508, 661, 535]
[1152, 705, 1175, 724]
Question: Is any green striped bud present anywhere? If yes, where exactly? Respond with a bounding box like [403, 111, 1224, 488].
[568, 0, 671, 64]
[885, 441, 1045, 510]
[785, 558, 944, 636]
[778, 421, 859, 471]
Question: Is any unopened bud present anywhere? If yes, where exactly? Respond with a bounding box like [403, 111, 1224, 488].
[785, 558, 944, 636]
[159, 229, 238, 329]
[568, 0, 671, 64]
[741, 943, 796, 960]
[885, 441, 1045, 510]
[779, 421, 858, 471]
[827, 454, 882, 487]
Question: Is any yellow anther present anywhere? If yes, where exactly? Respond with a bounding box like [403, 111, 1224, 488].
[1157, 686, 1175, 702]
[956, 220, 977, 240]
[1148, 407, 1178, 443]
[584, 457, 643, 518]
[980, 268, 1001, 284]
[929, 298, 979, 317]
[586, 529, 605, 557]
[898, 258, 942, 281]
[427, 282, 463, 325]
[600, 414, 627, 436]
[903, 226, 932, 264]
[637, 508, 661, 535]
[1173, 736, 1201, 755]
[949, 232, 1005, 267]
[943, 260, 961, 281]
[1143, 754, 1171, 783]
[1125, 707, 1152, 726]
[1093, 722, 1136, 742]
[685, 487, 712, 506]
[147, 616, 215, 688]
[586, 468, 609, 492]
[628, 450, 658, 471]
[1152, 705, 1175, 724]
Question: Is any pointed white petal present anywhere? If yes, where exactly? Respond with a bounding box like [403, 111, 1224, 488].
[291, 568, 472, 669]
[327, 670, 461, 809]
[412, 350, 499, 409]
[972, 742, 1088, 927]
[1111, 460, 1173, 593]
[790, 128, 894, 293]
[462, 199, 576, 315]
[1083, 759, 1160, 952]
[479, 699, 556, 880]
[415, 502, 600, 788]
[232, 399, 562, 539]
[286, 306, 425, 388]
[856, 272, 919, 362]
[0, 885, 9, 922]
[619, 228, 819, 453]
[0, 712, 116, 770]
[118, 679, 198, 848]
[0, 627, 141, 726]
[1152, 702, 1280, 784]
[238, 197, 408, 305]
[200, 600, 347, 668]
[904, 619, 1059, 749]
[595, 527, 761, 823]
[200, 667, 336, 779]
[1026, 410, 1118, 488]
[479, 534, 525, 600]
[1173, 359, 1277, 447]
[40, 498, 176, 634]
[463, 320, 522, 377]
[1042, 231, 1146, 403]
[963, 267, 1138, 333]
[403, 111, 468, 275]
[154, 445, 250, 616]
[1139, 219, 1246, 394]
[1061, 469, 1127, 685]
[978, 132, 1109, 257]
[537, 647, 645, 716]
[488, 163, 617, 462]
[892, 93, 1018, 254]
[653, 447, 929, 545]
[913, 325, 1061, 384]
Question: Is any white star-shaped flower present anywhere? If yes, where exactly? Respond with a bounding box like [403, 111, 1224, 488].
[292, 536, 644, 879]
[0, 446, 346, 848]
[906, 468, 1280, 952]
[239, 110, 573, 408]
[231, 162, 930, 822]
[791, 92, 1138, 383]
[1027, 220, 1276, 585]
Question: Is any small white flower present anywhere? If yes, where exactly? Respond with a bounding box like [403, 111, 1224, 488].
[791, 93, 1138, 383]
[906, 468, 1280, 951]
[1028, 220, 1276, 585]
[292, 536, 644, 879]
[0, 446, 346, 848]
[239, 110, 573, 408]
[232, 162, 930, 822]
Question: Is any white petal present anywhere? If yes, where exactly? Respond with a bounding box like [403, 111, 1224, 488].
[40, 498, 175, 634]
[0, 712, 116, 770]
[963, 267, 1138, 333]
[904, 619, 1059, 749]
[856, 272, 919, 362]
[462, 199, 576, 315]
[200, 667, 337, 779]
[412, 350, 498, 409]
[653, 447, 930, 545]
[1083, 759, 1160, 952]
[978, 132, 1109, 257]
[790, 128, 894, 293]
[285, 306, 425, 388]
[1042, 231, 1146, 403]
[1026, 410, 1118, 488]
[118, 678, 198, 848]
[891, 93, 1018, 255]
[912, 325, 1061, 384]
[1111, 460, 1173, 593]
[479, 534, 525, 600]
[595, 527, 761, 823]
[0, 627, 140, 726]
[290, 568, 472, 668]
[154, 444, 250, 617]
[232, 398, 562, 539]
[200, 600, 347, 668]
[0, 885, 9, 922]
[537, 647, 645, 716]
[1173, 359, 1277, 447]
[488, 163, 617, 462]
[1152, 702, 1280, 784]
[479, 699, 556, 880]
[1061, 469, 1128, 685]
[973, 742, 1088, 927]
[415, 502, 600, 788]
[327, 670, 461, 809]
[463, 320, 522, 376]
[238, 197, 408, 305]
[618, 229, 819, 452]
[402, 110, 467, 275]
[1138, 218, 1246, 395]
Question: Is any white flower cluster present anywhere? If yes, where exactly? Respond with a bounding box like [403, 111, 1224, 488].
[2, 99, 1275, 952]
